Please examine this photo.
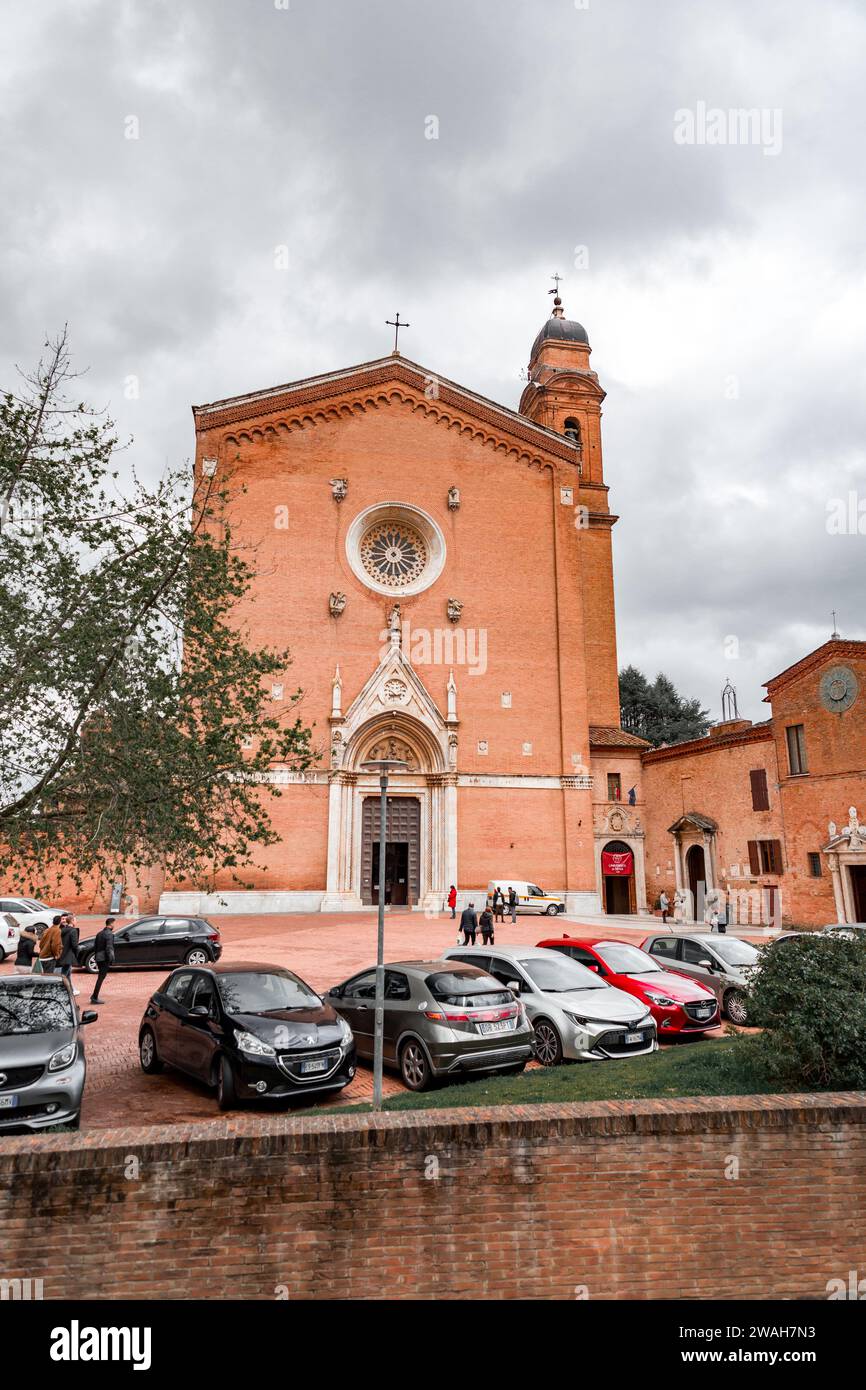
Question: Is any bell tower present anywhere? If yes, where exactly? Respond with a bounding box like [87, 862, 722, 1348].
[519, 283, 621, 728]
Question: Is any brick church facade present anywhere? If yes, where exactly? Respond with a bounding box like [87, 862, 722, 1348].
[163, 294, 629, 916]
[51, 296, 860, 929]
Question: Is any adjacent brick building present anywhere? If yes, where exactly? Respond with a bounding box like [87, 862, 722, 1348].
[640, 640, 866, 928]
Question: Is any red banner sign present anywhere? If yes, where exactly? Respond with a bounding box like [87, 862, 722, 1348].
[602, 850, 633, 877]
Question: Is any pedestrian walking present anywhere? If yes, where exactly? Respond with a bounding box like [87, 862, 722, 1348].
[492, 886, 505, 923]
[447, 884, 457, 919]
[659, 891, 670, 927]
[479, 906, 495, 945]
[89, 916, 117, 1004]
[716, 900, 728, 934]
[459, 903, 478, 946]
[59, 913, 81, 995]
[507, 886, 518, 923]
[709, 908, 719, 933]
[39, 915, 64, 974]
[14, 924, 38, 974]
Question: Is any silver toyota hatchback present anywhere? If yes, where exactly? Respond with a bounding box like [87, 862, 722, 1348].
[640, 932, 760, 1024]
[443, 945, 657, 1064]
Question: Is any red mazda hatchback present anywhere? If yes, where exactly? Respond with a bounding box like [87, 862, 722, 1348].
[536, 936, 720, 1037]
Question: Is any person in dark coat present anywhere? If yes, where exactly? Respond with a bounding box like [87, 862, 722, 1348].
[492, 886, 505, 923]
[507, 887, 518, 923]
[59, 913, 81, 995]
[89, 916, 117, 1004]
[14, 925, 38, 974]
[459, 903, 478, 946]
[479, 906, 494, 945]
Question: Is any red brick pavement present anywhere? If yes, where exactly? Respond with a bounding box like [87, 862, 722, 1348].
[1, 912, 737, 1132]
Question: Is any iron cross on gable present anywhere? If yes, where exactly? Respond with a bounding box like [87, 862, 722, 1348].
[549, 272, 563, 297]
[386, 312, 410, 353]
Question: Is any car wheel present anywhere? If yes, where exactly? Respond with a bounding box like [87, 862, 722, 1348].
[185, 947, 209, 966]
[139, 1027, 163, 1074]
[533, 1018, 563, 1066]
[545, 903, 559, 915]
[217, 1055, 239, 1110]
[82, 952, 98, 973]
[725, 990, 749, 1026]
[399, 1038, 432, 1091]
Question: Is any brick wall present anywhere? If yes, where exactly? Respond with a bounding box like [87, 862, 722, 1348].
[2, 1095, 865, 1300]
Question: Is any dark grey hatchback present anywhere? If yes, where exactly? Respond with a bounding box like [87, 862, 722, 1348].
[324, 959, 535, 1091]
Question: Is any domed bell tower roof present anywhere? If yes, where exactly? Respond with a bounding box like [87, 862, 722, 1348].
[530, 293, 589, 361]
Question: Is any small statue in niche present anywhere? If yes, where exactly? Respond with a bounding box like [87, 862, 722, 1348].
[329, 477, 348, 503]
[446, 597, 463, 624]
[329, 592, 347, 618]
[447, 486, 460, 511]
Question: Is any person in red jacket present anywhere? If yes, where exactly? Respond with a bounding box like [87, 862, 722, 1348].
[447, 884, 457, 919]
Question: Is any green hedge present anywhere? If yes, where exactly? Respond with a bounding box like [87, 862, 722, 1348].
[751, 932, 866, 1089]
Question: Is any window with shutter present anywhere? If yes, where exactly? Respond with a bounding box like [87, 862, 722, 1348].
[786, 724, 808, 775]
[749, 769, 770, 811]
[770, 840, 784, 874]
[747, 840, 760, 875]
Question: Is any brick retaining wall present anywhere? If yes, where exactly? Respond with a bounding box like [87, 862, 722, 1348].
[2, 1094, 865, 1300]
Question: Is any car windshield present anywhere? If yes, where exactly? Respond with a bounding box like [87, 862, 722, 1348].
[708, 938, 760, 966]
[23, 899, 48, 910]
[595, 942, 663, 974]
[521, 956, 606, 992]
[0, 983, 74, 1035]
[217, 971, 321, 1014]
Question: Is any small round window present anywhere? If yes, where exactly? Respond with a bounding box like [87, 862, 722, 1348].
[360, 521, 428, 588]
[345, 502, 446, 597]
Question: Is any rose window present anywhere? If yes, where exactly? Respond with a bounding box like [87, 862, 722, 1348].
[360, 522, 428, 588]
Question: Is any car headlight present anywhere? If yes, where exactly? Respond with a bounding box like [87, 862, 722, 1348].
[338, 1017, 353, 1044]
[48, 1043, 77, 1072]
[233, 1030, 276, 1058]
[644, 992, 677, 1007]
[563, 1011, 608, 1027]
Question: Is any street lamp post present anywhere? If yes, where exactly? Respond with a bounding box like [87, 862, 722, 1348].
[360, 756, 408, 1108]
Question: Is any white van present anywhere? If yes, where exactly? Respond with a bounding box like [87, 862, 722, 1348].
[486, 880, 565, 916]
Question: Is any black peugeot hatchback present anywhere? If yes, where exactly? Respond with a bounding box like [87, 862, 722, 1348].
[138, 961, 356, 1110]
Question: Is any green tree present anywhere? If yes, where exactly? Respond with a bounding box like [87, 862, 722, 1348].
[619, 665, 710, 746]
[0, 330, 313, 896]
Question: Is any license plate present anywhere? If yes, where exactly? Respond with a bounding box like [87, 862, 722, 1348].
[0, 1095, 19, 1109]
[479, 1020, 512, 1035]
[300, 1058, 329, 1074]
[624, 1031, 645, 1044]
[695, 1008, 712, 1018]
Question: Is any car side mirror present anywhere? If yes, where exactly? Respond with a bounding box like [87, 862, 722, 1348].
[80, 1011, 98, 1025]
[506, 979, 522, 993]
[699, 959, 714, 970]
[190, 1004, 209, 1017]
[330, 986, 342, 998]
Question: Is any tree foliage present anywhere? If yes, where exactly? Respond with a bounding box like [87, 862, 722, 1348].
[619, 665, 711, 746]
[0, 330, 312, 895]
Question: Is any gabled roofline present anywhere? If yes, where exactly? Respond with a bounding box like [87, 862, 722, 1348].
[763, 639, 866, 700]
[641, 721, 773, 764]
[192, 354, 582, 462]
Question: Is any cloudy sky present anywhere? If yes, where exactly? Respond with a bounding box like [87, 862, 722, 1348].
[3, 0, 865, 720]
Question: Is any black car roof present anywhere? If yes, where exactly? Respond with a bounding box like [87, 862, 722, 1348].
[174, 960, 288, 975]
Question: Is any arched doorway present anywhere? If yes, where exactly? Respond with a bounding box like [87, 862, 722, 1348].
[686, 844, 706, 922]
[602, 840, 635, 914]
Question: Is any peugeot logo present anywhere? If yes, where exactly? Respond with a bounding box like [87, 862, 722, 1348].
[299, 1035, 316, 1046]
